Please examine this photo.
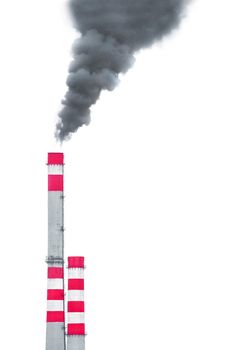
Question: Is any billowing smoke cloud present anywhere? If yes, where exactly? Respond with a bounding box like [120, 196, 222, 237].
[56, 0, 188, 141]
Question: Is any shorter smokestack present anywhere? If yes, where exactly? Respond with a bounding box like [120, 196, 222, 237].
[67, 256, 86, 350]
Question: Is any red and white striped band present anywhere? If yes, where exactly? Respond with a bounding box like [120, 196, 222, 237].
[47, 267, 64, 322]
[48, 153, 64, 191]
[67, 257, 85, 335]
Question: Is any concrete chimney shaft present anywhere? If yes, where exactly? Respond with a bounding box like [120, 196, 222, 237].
[46, 153, 66, 350]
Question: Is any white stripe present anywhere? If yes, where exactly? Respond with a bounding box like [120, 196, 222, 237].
[47, 278, 63, 289]
[68, 290, 85, 301]
[47, 300, 64, 311]
[47, 263, 63, 268]
[68, 268, 84, 279]
[48, 165, 63, 175]
[68, 312, 85, 324]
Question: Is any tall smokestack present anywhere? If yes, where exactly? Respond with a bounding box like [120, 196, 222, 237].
[46, 153, 66, 350]
[67, 256, 86, 350]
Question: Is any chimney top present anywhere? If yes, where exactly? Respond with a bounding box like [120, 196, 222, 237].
[48, 152, 64, 165]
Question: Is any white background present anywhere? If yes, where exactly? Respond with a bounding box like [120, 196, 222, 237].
[0, 0, 233, 349]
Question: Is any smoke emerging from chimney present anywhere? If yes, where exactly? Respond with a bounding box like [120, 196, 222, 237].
[56, 0, 188, 141]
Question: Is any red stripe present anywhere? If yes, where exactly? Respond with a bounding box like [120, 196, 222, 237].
[68, 301, 85, 312]
[48, 175, 63, 191]
[68, 256, 84, 268]
[47, 289, 64, 300]
[67, 323, 85, 335]
[48, 153, 64, 165]
[68, 279, 84, 290]
[47, 311, 64, 322]
[48, 267, 64, 278]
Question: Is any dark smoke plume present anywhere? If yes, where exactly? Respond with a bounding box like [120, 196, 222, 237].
[56, 0, 188, 141]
